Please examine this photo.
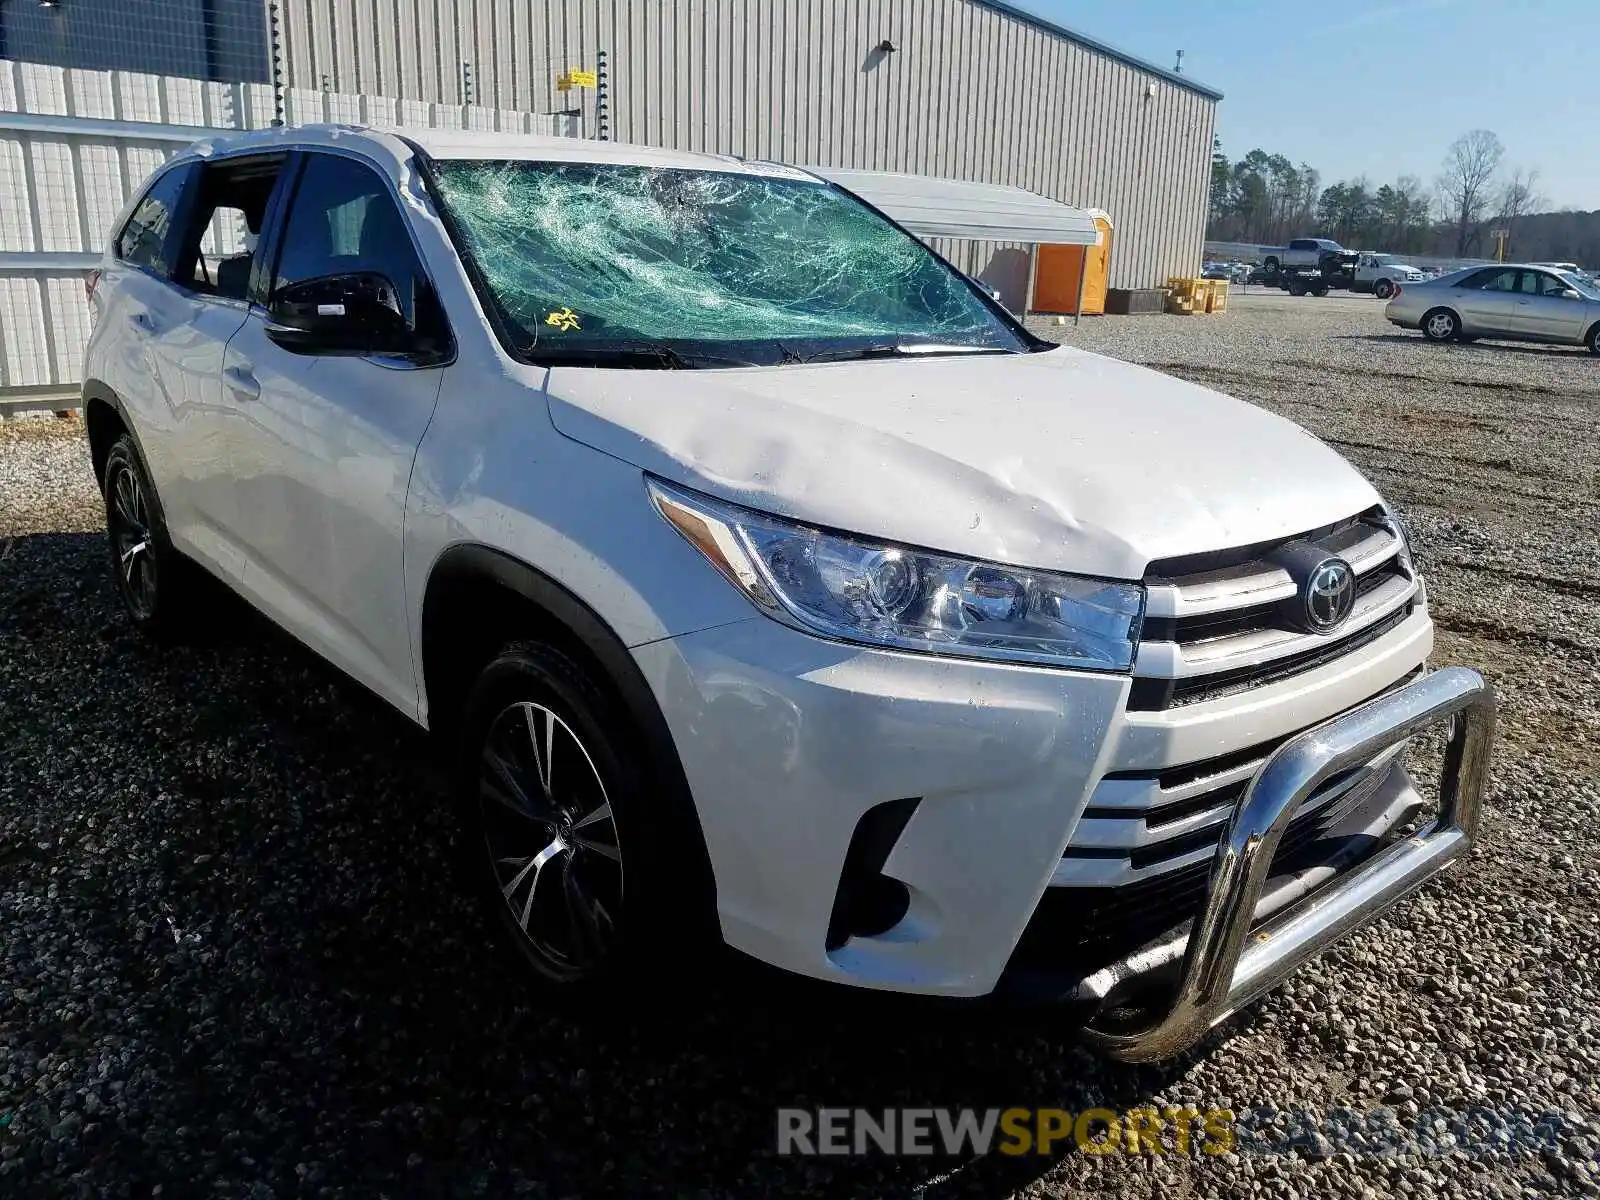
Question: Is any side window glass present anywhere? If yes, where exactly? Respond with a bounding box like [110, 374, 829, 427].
[115, 164, 192, 275]
[1476, 269, 1519, 292]
[274, 154, 424, 321]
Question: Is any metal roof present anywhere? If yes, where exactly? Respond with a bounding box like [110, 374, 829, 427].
[812, 168, 1100, 245]
[976, 1, 1223, 100]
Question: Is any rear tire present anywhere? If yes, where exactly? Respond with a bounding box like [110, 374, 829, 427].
[1421, 308, 1461, 342]
[101, 434, 202, 639]
[456, 643, 708, 997]
[1312, 285, 1330, 297]
[1288, 278, 1307, 297]
[1374, 279, 1395, 300]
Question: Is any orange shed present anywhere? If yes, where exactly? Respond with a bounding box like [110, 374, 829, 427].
[1032, 210, 1113, 315]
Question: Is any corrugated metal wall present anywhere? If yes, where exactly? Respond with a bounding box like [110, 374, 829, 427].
[0, 60, 580, 400]
[276, 0, 1218, 289]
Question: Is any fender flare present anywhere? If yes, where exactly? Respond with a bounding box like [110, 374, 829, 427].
[421, 542, 718, 926]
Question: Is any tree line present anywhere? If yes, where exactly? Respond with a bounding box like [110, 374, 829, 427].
[1207, 130, 1585, 262]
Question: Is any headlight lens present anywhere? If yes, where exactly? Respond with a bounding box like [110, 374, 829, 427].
[649, 478, 1144, 671]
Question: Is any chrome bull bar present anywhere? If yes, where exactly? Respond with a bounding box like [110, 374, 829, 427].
[1084, 666, 1496, 1063]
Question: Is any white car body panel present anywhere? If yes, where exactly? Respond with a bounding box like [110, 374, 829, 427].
[85, 125, 1437, 998]
[544, 347, 1380, 582]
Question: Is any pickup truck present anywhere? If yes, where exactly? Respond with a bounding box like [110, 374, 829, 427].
[1260, 238, 1346, 275]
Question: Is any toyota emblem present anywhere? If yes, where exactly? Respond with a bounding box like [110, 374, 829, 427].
[1302, 557, 1356, 633]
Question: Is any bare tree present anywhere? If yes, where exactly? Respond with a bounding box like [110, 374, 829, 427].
[1496, 167, 1546, 257]
[1436, 129, 1504, 255]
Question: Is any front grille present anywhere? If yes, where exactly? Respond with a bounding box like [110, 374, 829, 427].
[1009, 754, 1406, 979]
[1128, 602, 1414, 710]
[1065, 665, 1426, 885]
[1130, 510, 1419, 712]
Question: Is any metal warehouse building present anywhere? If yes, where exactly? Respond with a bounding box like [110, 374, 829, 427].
[0, 0, 1220, 297]
[277, 0, 1222, 297]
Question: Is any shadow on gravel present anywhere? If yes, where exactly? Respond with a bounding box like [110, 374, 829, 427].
[1, 532, 1243, 1197]
[1333, 332, 1596, 358]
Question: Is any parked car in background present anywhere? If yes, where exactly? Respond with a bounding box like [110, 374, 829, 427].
[83, 124, 1496, 1063]
[1201, 262, 1231, 280]
[1352, 252, 1426, 299]
[1385, 263, 1600, 353]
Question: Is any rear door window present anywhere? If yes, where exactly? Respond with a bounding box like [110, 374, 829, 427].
[169, 156, 289, 300]
[115, 163, 195, 276]
[1471, 269, 1520, 292]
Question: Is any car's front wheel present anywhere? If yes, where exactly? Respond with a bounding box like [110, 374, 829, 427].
[1587, 324, 1600, 357]
[458, 643, 681, 993]
[1374, 278, 1395, 300]
[1422, 308, 1461, 342]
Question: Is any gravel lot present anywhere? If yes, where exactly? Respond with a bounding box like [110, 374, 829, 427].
[3, 292, 1598, 1197]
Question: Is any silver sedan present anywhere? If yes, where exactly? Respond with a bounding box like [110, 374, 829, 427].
[1385, 264, 1600, 354]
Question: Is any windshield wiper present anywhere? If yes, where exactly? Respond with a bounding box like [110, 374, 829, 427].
[527, 339, 767, 370]
[796, 342, 1013, 364]
[527, 340, 696, 369]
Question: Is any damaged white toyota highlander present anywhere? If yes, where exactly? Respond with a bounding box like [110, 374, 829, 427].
[84, 127, 1495, 1060]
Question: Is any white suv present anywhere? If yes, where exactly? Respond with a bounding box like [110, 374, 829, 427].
[84, 126, 1494, 1061]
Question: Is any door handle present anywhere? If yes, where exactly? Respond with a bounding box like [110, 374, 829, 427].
[223, 363, 260, 402]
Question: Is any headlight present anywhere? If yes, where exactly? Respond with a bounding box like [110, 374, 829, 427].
[648, 478, 1144, 671]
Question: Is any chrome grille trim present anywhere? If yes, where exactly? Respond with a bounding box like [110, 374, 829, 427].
[1131, 514, 1416, 709]
[1136, 570, 1417, 680]
[1143, 520, 1401, 621]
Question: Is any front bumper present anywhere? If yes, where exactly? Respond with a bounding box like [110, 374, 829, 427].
[632, 600, 1462, 1017]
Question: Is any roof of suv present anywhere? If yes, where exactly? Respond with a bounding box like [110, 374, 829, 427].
[188, 123, 807, 179]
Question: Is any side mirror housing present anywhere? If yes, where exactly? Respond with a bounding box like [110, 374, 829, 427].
[265, 272, 413, 355]
[1561, 288, 1582, 300]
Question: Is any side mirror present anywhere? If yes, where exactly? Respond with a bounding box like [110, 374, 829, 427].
[1561, 288, 1582, 300]
[265, 272, 413, 355]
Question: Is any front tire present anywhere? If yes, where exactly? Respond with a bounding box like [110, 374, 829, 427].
[1421, 308, 1461, 342]
[1374, 279, 1395, 300]
[457, 643, 694, 994]
[1288, 278, 1307, 297]
[1587, 324, 1600, 356]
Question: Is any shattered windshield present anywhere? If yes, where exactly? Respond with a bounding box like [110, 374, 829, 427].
[430, 159, 1026, 366]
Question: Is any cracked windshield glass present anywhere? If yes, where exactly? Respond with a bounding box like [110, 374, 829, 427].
[432, 160, 1024, 364]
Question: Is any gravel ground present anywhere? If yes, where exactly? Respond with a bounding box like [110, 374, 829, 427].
[2, 293, 1598, 1197]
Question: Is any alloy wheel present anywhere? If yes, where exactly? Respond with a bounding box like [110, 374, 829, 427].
[1426, 312, 1456, 340]
[108, 459, 157, 620]
[478, 700, 623, 980]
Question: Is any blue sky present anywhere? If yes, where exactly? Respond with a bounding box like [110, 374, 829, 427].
[1028, 0, 1598, 211]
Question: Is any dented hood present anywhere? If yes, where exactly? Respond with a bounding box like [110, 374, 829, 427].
[543, 344, 1380, 580]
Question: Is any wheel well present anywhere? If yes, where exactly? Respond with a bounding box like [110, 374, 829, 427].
[1421, 305, 1458, 325]
[84, 392, 126, 491]
[1584, 320, 1600, 347]
[420, 545, 718, 929]
[421, 568, 612, 742]
[419, 546, 675, 759]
